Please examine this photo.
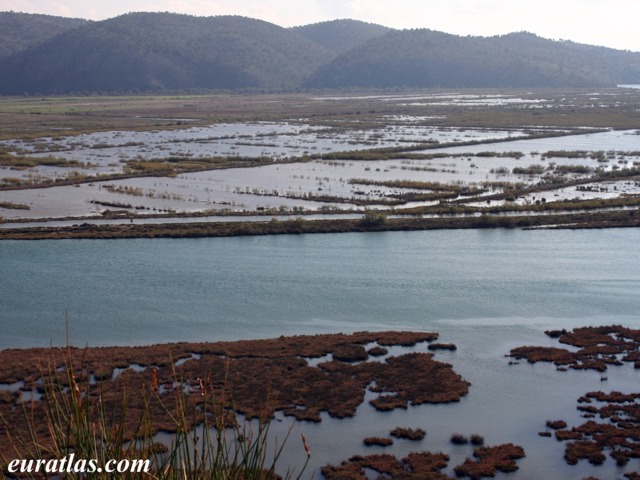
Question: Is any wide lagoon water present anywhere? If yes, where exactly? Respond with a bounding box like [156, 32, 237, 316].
[1, 228, 639, 349]
[2, 228, 640, 478]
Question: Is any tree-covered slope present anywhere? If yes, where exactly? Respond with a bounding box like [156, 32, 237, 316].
[0, 12, 87, 59]
[290, 19, 391, 54]
[305, 29, 640, 88]
[0, 12, 333, 94]
[1, 12, 639, 93]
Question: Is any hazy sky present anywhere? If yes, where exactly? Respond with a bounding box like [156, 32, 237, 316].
[2, 0, 638, 51]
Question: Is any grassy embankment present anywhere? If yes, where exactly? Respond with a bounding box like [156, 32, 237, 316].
[1, 209, 639, 240]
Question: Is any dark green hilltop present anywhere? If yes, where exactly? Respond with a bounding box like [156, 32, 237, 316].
[0, 11, 639, 94]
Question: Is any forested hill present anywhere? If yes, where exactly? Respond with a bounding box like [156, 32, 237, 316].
[305, 29, 640, 88]
[0, 12, 86, 59]
[0, 11, 639, 94]
[290, 19, 391, 54]
[0, 12, 333, 94]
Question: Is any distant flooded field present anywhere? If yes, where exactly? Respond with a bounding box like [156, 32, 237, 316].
[1, 88, 639, 230]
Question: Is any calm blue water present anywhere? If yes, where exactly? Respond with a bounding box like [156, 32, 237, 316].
[1, 228, 639, 349]
[2, 228, 640, 478]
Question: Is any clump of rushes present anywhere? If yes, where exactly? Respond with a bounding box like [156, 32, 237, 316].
[470, 434, 485, 446]
[1, 346, 309, 480]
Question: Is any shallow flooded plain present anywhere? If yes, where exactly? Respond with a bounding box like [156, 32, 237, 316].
[1, 89, 639, 226]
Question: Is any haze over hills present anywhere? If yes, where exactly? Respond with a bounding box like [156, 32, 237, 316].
[0, 11, 639, 94]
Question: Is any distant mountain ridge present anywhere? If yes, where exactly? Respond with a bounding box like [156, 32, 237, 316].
[304, 29, 640, 88]
[0, 12, 333, 94]
[0, 12, 638, 94]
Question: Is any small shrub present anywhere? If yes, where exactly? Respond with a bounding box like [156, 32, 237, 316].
[359, 210, 387, 227]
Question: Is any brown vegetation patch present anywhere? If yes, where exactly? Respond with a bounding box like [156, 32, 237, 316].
[367, 346, 388, 356]
[363, 436, 393, 447]
[321, 452, 453, 480]
[510, 325, 640, 372]
[390, 427, 426, 441]
[332, 344, 368, 362]
[565, 411, 640, 466]
[453, 443, 526, 479]
[0, 331, 468, 460]
[564, 440, 607, 465]
[543, 388, 640, 466]
[516, 326, 640, 468]
[543, 391, 640, 466]
[428, 343, 458, 351]
[546, 420, 568, 430]
[555, 430, 582, 441]
[361, 353, 471, 411]
[451, 433, 469, 445]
